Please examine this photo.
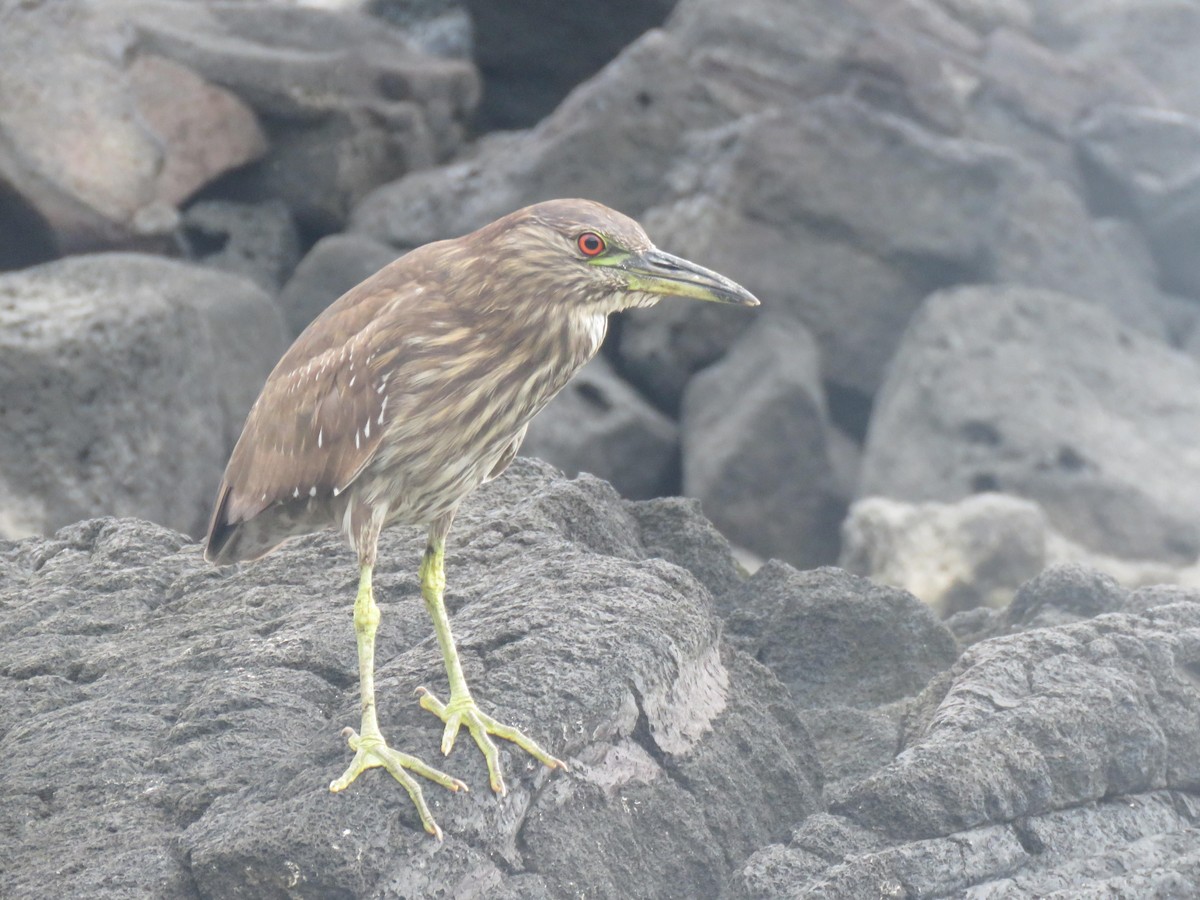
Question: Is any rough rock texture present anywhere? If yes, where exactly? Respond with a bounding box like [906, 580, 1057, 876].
[839, 601, 1200, 838]
[1075, 102, 1200, 299]
[637, 94, 1164, 406]
[0, 254, 286, 540]
[860, 285, 1200, 565]
[7, 458, 1200, 896]
[522, 356, 680, 501]
[132, 0, 479, 234]
[682, 314, 841, 569]
[0, 461, 819, 899]
[723, 566, 1200, 898]
[348, 26, 734, 248]
[717, 563, 958, 712]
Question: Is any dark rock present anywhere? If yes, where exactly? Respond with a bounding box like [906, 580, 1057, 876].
[349, 27, 734, 249]
[718, 563, 959, 710]
[522, 356, 679, 501]
[727, 792, 1200, 899]
[181, 199, 301, 292]
[277, 233, 400, 338]
[1005, 562, 1129, 630]
[0, 460, 819, 898]
[133, 0, 479, 233]
[681, 314, 841, 568]
[615, 291, 756, 414]
[465, 0, 677, 130]
[840, 493, 1049, 617]
[965, 26, 1152, 181]
[0, 254, 286, 540]
[935, 0, 1033, 34]
[987, 161, 1168, 338]
[835, 602, 1200, 840]
[798, 706, 901, 803]
[1062, 2, 1200, 119]
[0, 1, 266, 257]
[860, 285, 1200, 564]
[944, 604, 1004, 647]
[347, 0, 892, 253]
[625, 495, 745, 604]
[634, 93, 1164, 407]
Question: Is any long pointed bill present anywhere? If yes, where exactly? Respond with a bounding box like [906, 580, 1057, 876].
[619, 248, 760, 307]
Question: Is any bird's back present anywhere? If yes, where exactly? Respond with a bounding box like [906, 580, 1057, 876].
[205, 222, 607, 564]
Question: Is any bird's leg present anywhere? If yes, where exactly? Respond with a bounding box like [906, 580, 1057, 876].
[415, 528, 568, 795]
[330, 560, 467, 839]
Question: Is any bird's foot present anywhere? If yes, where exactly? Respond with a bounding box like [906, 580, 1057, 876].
[329, 725, 468, 840]
[415, 688, 568, 795]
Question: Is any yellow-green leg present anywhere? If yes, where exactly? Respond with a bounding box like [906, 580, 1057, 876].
[330, 562, 467, 840]
[415, 534, 568, 795]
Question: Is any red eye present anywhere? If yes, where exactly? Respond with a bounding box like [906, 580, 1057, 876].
[577, 232, 606, 257]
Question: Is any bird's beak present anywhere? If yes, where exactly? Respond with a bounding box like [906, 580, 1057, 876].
[617, 248, 760, 307]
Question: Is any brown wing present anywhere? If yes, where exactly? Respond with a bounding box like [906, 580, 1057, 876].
[205, 264, 415, 560]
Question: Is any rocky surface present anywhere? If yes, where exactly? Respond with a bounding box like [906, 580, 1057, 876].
[0, 254, 286, 541]
[6, 0, 1200, 891]
[4, 465, 1200, 898]
[0, 0, 476, 265]
[860, 285, 1200, 565]
[681, 314, 841, 569]
[0, 461, 821, 899]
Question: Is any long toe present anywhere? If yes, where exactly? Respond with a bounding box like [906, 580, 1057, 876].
[329, 728, 467, 839]
[416, 690, 568, 795]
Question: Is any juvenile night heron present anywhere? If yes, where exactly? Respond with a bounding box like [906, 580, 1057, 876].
[204, 198, 758, 838]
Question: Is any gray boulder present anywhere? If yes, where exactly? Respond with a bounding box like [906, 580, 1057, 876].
[277, 233, 400, 338]
[0, 460, 819, 899]
[682, 314, 841, 568]
[1004, 562, 1129, 631]
[636, 95, 1165, 408]
[180, 199, 301, 292]
[836, 600, 1200, 839]
[721, 585, 1200, 898]
[717, 563, 959, 711]
[0, 254, 286, 540]
[860, 285, 1200, 564]
[840, 493, 1050, 617]
[131, 0, 479, 233]
[348, 26, 735, 248]
[727, 792, 1200, 899]
[0, 1, 267, 261]
[522, 356, 679, 500]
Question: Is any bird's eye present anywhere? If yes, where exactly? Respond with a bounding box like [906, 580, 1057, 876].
[577, 232, 606, 257]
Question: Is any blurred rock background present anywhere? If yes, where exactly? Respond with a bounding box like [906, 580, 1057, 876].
[5, 0, 1200, 610]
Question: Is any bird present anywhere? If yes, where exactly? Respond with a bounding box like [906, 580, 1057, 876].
[204, 198, 759, 839]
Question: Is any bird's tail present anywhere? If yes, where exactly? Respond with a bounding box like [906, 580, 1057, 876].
[205, 483, 319, 564]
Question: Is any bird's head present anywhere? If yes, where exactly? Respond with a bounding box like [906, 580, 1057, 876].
[480, 198, 760, 315]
